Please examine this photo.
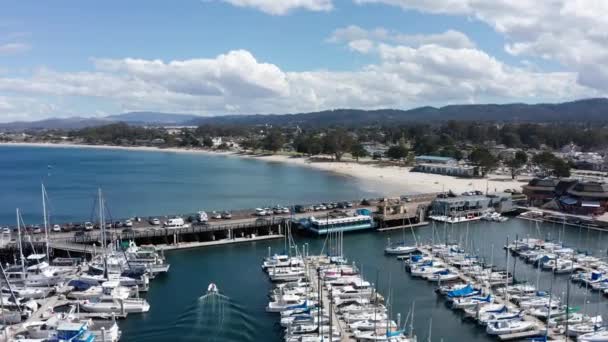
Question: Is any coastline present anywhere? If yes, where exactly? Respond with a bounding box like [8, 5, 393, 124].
[0, 142, 529, 196]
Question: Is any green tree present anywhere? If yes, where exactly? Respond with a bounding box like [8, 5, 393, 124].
[322, 129, 353, 161]
[202, 136, 214, 148]
[350, 143, 368, 162]
[469, 147, 498, 176]
[262, 128, 285, 152]
[532, 151, 557, 175]
[552, 158, 571, 178]
[505, 150, 528, 179]
[386, 145, 409, 161]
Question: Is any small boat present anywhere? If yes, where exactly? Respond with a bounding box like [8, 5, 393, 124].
[80, 297, 150, 314]
[579, 328, 608, 342]
[486, 319, 537, 335]
[47, 322, 95, 342]
[207, 283, 218, 294]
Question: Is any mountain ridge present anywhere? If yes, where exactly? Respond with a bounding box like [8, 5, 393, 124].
[1, 98, 607, 131]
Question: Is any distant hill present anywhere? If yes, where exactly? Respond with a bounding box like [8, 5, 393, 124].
[1, 98, 607, 132]
[189, 98, 608, 127]
[0, 117, 111, 132]
[106, 112, 202, 125]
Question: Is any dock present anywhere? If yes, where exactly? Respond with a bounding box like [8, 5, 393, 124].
[414, 245, 572, 342]
[305, 256, 354, 342]
[376, 221, 430, 232]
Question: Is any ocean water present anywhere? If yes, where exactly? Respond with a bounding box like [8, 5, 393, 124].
[0, 146, 378, 226]
[2, 145, 608, 341]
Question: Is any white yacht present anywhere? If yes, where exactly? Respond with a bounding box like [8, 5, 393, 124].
[486, 319, 537, 335]
[80, 297, 150, 314]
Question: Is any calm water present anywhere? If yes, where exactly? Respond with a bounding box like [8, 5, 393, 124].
[3, 146, 608, 341]
[0, 146, 377, 225]
[120, 219, 608, 342]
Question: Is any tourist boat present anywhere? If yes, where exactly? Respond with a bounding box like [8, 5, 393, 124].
[485, 319, 537, 335]
[304, 214, 374, 235]
[80, 297, 150, 314]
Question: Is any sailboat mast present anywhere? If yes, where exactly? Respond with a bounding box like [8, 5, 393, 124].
[42, 183, 50, 260]
[98, 189, 108, 277]
[16, 208, 25, 272]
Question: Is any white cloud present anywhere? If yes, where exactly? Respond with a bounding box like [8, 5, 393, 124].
[329, 25, 474, 49]
[0, 30, 598, 121]
[219, 0, 333, 15]
[352, 0, 608, 91]
[0, 42, 30, 56]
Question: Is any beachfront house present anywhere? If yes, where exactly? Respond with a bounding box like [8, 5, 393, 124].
[412, 155, 475, 178]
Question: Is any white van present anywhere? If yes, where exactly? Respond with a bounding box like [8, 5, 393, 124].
[164, 217, 185, 228]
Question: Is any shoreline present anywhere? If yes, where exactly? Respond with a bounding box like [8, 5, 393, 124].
[0, 141, 529, 195]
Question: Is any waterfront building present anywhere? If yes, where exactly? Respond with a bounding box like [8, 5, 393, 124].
[414, 155, 456, 164]
[522, 178, 560, 206]
[430, 192, 514, 221]
[412, 155, 476, 177]
[523, 178, 608, 215]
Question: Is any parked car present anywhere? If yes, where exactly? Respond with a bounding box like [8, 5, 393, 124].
[255, 208, 267, 216]
[123, 220, 133, 227]
[150, 218, 161, 225]
[33, 227, 42, 234]
[210, 211, 222, 219]
[221, 211, 232, 219]
[113, 221, 122, 228]
[2, 228, 11, 235]
[84, 222, 94, 231]
[52, 224, 61, 232]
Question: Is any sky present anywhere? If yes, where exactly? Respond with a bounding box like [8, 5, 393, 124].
[1, 0, 607, 122]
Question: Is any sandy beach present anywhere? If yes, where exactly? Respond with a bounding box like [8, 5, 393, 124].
[0, 142, 529, 196]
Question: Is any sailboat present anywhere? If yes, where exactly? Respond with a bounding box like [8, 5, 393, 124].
[384, 216, 419, 255]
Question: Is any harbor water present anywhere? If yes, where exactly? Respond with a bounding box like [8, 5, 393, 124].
[120, 218, 608, 342]
[2, 145, 608, 341]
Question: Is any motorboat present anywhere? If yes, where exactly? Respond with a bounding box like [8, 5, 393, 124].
[579, 328, 608, 342]
[384, 244, 417, 255]
[266, 296, 314, 313]
[207, 283, 218, 294]
[486, 319, 537, 335]
[80, 297, 150, 314]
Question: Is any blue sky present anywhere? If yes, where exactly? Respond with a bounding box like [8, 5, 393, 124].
[0, 0, 605, 121]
